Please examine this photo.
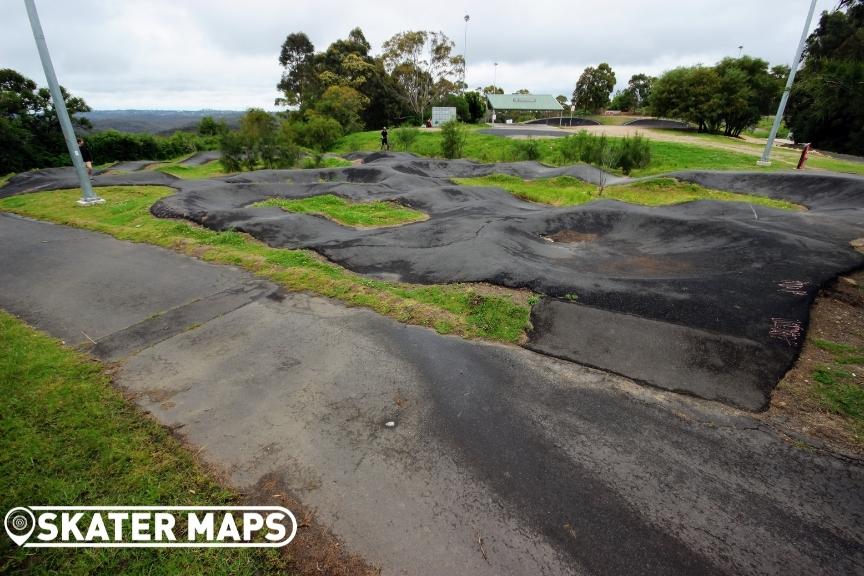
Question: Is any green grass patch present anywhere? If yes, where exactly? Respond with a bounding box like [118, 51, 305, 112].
[809, 337, 864, 436]
[157, 159, 230, 180]
[301, 156, 353, 169]
[0, 310, 286, 574]
[454, 174, 595, 206]
[0, 186, 532, 344]
[812, 366, 864, 424]
[333, 128, 864, 177]
[254, 194, 428, 228]
[1, 172, 15, 188]
[454, 175, 801, 211]
[745, 115, 791, 139]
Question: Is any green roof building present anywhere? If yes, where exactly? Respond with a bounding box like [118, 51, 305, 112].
[486, 93, 564, 123]
[486, 93, 564, 112]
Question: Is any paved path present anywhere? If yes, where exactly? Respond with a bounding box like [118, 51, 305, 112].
[2, 213, 863, 576]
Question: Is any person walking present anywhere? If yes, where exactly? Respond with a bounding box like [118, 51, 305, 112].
[77, 137, 93, 177]
[380, 126, 389, 151]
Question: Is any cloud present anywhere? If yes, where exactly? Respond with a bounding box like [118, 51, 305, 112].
[2, 0, 831, 109]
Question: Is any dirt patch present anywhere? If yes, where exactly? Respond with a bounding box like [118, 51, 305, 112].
[244, 473, 380, 576]
[765, 269, 864, 454]
[544, 230, 599, 244]
[600, 256, 690, 275]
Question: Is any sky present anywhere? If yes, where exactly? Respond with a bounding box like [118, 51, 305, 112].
[2, 0, 836, 111]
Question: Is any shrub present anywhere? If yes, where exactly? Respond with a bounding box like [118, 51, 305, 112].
[299, 116, 343, 152]
[440, 120, 467, 159]
[219, 132, 244, 172]
[391, 125, 420, 151]
[514, 138, 542, 161]
[616, 133, 651, 175]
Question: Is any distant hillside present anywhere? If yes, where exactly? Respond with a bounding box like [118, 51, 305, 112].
[80, 110, 245, 135]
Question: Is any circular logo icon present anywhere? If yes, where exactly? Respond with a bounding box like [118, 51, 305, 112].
[4, 507, 35, 546]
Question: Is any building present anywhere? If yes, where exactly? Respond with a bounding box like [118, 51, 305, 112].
[485, 93, 564, 123]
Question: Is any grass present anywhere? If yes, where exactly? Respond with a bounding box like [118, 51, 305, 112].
[0, 310, 286, 574]
[0, 173, 14, 188]
[156, 159, 230, 180]
[300, 156, 353, 169]
[453, 174, 801, 211]
[333, 128, 864, 177]
[254, 194, 427, 228]
[745, 115, 791, 139]
[0, 186, 532, 344]
[809, 337, 864, 436]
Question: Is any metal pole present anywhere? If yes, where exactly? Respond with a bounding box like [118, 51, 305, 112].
[24, 0, 103, 205]
[463, 15, 470, 90]
[757, 0, 819, 167]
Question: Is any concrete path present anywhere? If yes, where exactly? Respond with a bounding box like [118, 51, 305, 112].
[2, 213, 863, 576]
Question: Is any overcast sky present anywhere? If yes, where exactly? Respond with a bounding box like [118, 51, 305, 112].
[2, 0, 836, 111]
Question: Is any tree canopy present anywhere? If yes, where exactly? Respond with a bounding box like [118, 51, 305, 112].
[0, 68, 91, 173]
[785, 1, 864, 154]
[650, 56, 780, 136]
[572, 63, 616, 113]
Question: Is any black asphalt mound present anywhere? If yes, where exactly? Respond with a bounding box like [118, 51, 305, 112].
[480, 127, 570, 139]
[0, 167, 179, 198]
[524, 117, 601, 127]
[624, 118, 694, 130]
[181, 150, 221, 166]
[5, 153, 863, 410]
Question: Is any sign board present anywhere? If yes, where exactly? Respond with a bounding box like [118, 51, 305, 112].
[431, 107, 457, 127]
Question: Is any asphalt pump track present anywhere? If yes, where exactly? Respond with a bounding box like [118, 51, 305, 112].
[4, 153, 863, 410]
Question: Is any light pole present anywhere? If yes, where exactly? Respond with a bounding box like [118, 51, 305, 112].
[738, 45, 744, 58]
[493, 62, 498, 91]
[24, 0, 103, 205]
[463, 14, 470, 89]
[758, 0, 819, 166]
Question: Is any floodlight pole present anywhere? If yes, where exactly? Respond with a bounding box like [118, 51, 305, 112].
[24, 0, 103, 205]
[464, 14, 470, 90]
[757, 0, 818, 167]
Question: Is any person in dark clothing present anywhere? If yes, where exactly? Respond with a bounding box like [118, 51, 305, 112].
[77, 137, 93, 177]
[380, 126, 389, 151]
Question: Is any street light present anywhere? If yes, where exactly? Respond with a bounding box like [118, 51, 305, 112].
[493, 62, 498, 91]
[738, 45, 744, 58]
[758, 0, 819, 167]
[23, 0, 103, 206]
[464, 14, 470, 88]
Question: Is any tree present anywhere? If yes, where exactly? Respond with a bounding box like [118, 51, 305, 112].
[650, 66, 722, 132]
[312, 85, 369, 133]
[555, 95, 568, 106]
[464, 91, 487, 123]
[627, 74, 654, 110]
[0, 68, 91, 172]
[482, 85, 504, 95]
[515, 88, 531, 94]
[198, 116, 228, 136]
[785, 1, 864, 154]
[572, 63, 616, 112]
[609, 89, 636, 112]
[276, 32, 315, 107]
[381, 31, 464, 121]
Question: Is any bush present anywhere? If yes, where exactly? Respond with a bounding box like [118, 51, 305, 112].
[616, 133, 651, 175]
[552, 130, 651, 175]
[514, 138, 542, 161]
[219, 132, 244, 172]
[297, 116, 343, 152]
[391, 125, 420, 151]
[440, 120, 467, 159]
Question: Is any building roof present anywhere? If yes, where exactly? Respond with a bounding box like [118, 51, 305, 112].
[486, 93, 564, 111]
